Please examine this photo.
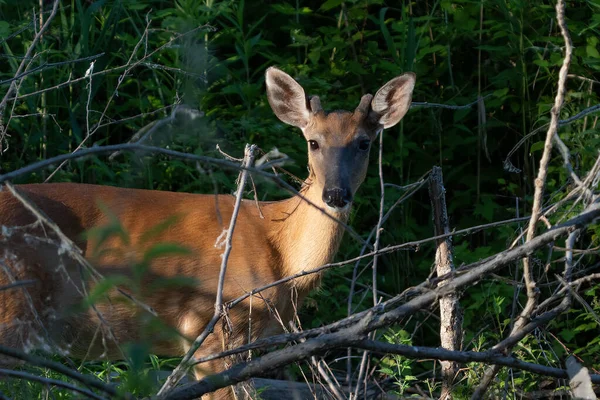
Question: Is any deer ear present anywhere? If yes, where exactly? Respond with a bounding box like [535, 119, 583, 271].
[370, 72, 416, 129]
[266, 67, 311, 129]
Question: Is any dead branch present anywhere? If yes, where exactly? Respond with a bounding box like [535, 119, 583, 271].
[0, 53, 104, 86]
[0, 345, 124, 399]
[157, 145, 257, 395]
[172, 203, 599, 399]
[474, 0, 574, 396]
[0, 0, 59, 152]
[411, 94, 492, 110]
[353, 108, 389, 399]
[0, 369, 108, 400]
[355, 341, 600, 383]
[192, 203, 600, 367]
[0, 0, 59, 120]
[566, 356, 596, 399]
[428, 166, 462, 398]
[523, 0, 572, 320]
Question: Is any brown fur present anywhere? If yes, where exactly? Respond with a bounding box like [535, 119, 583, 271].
[0, 67, 415, 399]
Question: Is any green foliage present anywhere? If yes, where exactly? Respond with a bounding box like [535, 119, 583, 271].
[1, 0, 599, 397]
[379, 330, 419, 396]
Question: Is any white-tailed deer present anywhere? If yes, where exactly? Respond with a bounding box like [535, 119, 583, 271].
[0, 67, 415, 398]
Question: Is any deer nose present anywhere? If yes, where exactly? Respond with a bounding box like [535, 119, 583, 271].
[323, 188, 352, 209]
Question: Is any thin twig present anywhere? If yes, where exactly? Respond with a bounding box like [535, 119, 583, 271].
[354, 341, 600, 383]
[0, 0, 60, 152]
[535, 273, 600, 314]
[0, 345, 124, 398]
[503, 104, 600, 174]
[0, 0, 59, 119]
[157, 145, 256, 396]
[0, 53, 104, 86]
[0, 369, 108, 400]
[44, 15, 156, 180]
[0, 280, 36, 291]
[346, 172, 429, 390]
[410, 94, 492, 110]
[3, 24, 214, 105]
[354, 123, 388, 399]
[473, 1, 573, 396]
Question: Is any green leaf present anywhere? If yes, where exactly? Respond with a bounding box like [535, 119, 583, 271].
[494, 88, 509, 98]
[271, 4, 312, 15]
[417, 44, 446, 57]
[378, 8, 399, 65]
[319, 0, 342, 11]
[586, 45, 600, 58]
[560, 329, 576, 342]
[0, 21, 10, 38]
[529, 141, 545, 154]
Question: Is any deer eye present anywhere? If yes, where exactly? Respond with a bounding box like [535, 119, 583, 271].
[358, 139, 371, 151]
[308, 140, 320, 151]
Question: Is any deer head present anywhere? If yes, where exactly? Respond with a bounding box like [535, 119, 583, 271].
[266, 67, 416, 212]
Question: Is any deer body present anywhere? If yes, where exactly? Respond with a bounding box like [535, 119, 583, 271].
[0, 182, 338, 357]
[0, 67, 415, 398]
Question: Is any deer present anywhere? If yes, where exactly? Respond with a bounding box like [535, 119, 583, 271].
[0, 67, 415, 399]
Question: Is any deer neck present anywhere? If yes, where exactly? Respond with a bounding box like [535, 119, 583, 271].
[267, 179, 349, 291]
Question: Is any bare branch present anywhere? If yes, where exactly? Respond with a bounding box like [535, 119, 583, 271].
[566, 356, 596, 399]
[428, 166, 462, 398]
[0, 345, 124, 399]
[0, 53, 104, 86]
[2, 24, 214, 104]
[503, 103, 600, 174]
[0, 369, 108, 400]
[0, 0, 60, 151]
[353, 108, 388, 399]
[190, 204, 599, 378]
[355, 341, 600, 383]
[165, 204, 600, 399]
[0, 0, 59, 119]
[0, 280, 36, 292]
[474, 1, 574, 396]
[535, 273, 600, 314]
[411, 94, 492, 110]
[157, 145, 257, 396]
